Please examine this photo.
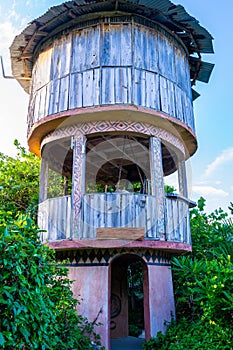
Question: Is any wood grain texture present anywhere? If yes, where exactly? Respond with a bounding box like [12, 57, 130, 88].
[38, 194, 191, 244]
[28, 20, 194, 133]
[96, 228, 144, 240]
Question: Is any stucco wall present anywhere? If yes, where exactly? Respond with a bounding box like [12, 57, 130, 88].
[68, 265, 110, 349]
[147, 264, 175, 336]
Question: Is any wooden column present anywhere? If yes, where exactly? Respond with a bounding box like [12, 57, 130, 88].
[149, 137, 165, 239]
[39, 158, 48, 203]
[178, 159, 188, 198]
[72, 134, 86, 239]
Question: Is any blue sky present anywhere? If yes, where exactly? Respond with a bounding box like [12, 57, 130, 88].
[0, 0, 233, 214]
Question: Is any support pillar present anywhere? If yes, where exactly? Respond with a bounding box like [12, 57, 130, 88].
[149, 137, 165, 239]
[72, 134, 86, 239]
[39, 157, 48, 203]
[178, 159, 188, 198]
[147, 264, 175, 337]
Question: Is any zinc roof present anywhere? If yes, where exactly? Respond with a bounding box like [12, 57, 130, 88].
[10, 0, 214, 93]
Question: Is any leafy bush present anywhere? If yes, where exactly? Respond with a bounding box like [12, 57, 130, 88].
[143, 198, 233, 349]
[0, 214, 102, 349]
[143, 319, 232, 350]
[0, 141, 40, 220]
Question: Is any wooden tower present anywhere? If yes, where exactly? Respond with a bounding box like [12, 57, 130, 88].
[10, 1, 213, 349]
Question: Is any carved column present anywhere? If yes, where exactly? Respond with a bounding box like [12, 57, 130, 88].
[72, 134, 86, 239]
[39, 158, 48, 203]
[149, 137, 165, 239]
[178, 159, 188, 198]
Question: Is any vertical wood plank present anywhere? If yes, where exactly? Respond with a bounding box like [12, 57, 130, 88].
[44, 82, 52, 117]
[148, 29, 158, 72]
[60, 34, 72, 77]
[102, 68, 115, 104]
[85, 26, 100, 69]
[115, 67, 122, 103]
[121, 23, 132, 66]
[93, 68, 100, 105]
[59, 75, 69, 111]
[34, 47, 53, 90]
[167, 80, 176, 117]
[134, 69, 146, 106]
[53, 78, 61, 114]
[53, 39, 62, 79]
[83, 70, 94, 106]
[178, 160, 188, 198]
[39, 87, 47, 119]
[174, 85, 183, 122]
[160, 76, 169, 114]
[39, 158, 49, 203]
[134, 25, 143, 69]
[146, 71, 159, 109]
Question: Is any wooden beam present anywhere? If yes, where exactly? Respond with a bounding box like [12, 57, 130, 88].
[96, 227, 144, 240]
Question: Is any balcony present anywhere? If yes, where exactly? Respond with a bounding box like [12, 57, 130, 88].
[38, 193, 193, 245]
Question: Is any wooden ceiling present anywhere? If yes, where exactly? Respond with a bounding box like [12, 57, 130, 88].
[42, 134, 177, 183]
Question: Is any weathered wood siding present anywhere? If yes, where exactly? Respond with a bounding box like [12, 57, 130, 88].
[38, 195, 72, 241]
[81, 193, 159, 239]
[28, 19, 194, 131]
[38, 193, 191, 244]
[165, 195, 191, 244]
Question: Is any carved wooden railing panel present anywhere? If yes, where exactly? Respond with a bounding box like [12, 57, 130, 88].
[38, 193, 192, 244]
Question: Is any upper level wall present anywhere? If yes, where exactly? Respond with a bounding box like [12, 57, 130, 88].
[28, 17, 194, 133]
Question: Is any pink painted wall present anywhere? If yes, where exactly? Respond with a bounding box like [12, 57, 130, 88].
[67, 257, 175, 349]
[147, 265, 175, 337]
[68, 266, 110, 350]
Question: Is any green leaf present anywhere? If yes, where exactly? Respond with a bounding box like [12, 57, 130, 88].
[0, 332, 4, 346]
[16, 265, 22, 274]
[20, 327, 30, 341]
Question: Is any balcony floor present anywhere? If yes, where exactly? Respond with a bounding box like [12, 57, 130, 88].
[47, 238, 192, 253]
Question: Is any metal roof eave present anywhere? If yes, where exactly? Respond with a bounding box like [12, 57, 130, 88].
[9, 0, 214, 94]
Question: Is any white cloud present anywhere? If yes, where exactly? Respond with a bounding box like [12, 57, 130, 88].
[192, 185, 229, 198]
[215, 180, 222, 185]
[204, 147, 233, 177]
[0, 20, 19, 72]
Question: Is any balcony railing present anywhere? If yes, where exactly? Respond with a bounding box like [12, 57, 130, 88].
[38, 193, 192, 244]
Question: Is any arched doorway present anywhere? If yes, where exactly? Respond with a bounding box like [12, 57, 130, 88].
[110, 254, 149, 342]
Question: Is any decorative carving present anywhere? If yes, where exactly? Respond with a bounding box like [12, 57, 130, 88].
[56, 248, 171, 266]
[149, 137, 166, 238]
[72, 135, 86, 237]
[41, 120, 185, 155]
[111, 294, 121, 319]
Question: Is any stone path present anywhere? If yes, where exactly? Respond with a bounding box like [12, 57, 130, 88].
[111, 336, 145, 350]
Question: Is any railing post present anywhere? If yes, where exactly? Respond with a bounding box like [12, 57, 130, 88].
[149, 137, 166, 240]
[39, 158, 48, 203]
[178, 159, 188, 198]
[72, 134, 86, 239]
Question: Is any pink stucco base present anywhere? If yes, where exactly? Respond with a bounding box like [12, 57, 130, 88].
[147, 265, 175, 337]
[68, 265, 110, 350]
[66, 256, 175, 350]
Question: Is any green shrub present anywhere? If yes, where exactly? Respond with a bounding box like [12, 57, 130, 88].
[0, 215, 102, 349]
[143, 198, 233, 350]
[128, 324, 142, 337]
[143, 319, 232, 350]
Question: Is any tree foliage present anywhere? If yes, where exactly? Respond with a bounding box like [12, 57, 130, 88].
[0, 214, 102, 349]
[0, 141, 40, 219]
[143, 197, 233, 349]
[0, 144, 103, 349]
